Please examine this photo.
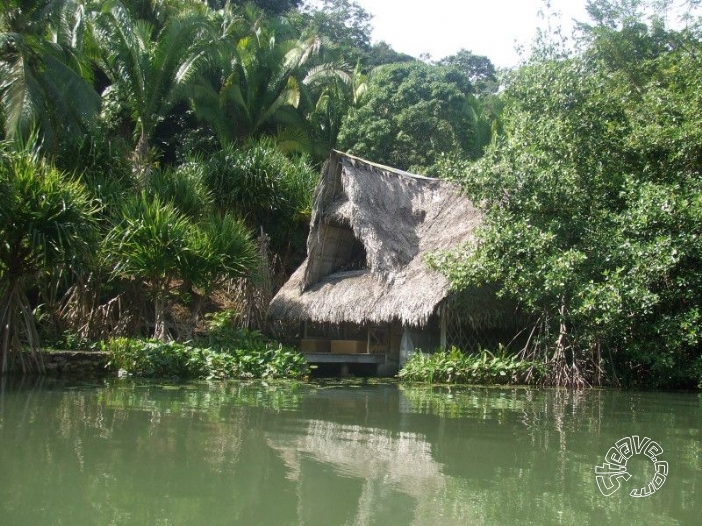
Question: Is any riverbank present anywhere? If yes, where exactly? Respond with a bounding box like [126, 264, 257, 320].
[41, 350, 116, 377]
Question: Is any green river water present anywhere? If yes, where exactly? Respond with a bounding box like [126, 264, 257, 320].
[0, 378, 700, 525]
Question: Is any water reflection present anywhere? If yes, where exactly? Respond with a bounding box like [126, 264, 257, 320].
[268, 420, 449, 524]
[0, 379, 700, 525]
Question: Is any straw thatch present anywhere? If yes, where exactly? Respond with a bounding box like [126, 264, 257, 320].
[268, 151, 487, 327]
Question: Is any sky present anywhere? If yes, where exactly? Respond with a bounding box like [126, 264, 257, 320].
[353, 0, 592, 68]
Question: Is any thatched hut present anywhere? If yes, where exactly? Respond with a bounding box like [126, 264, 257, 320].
[268, 151, 521, 374]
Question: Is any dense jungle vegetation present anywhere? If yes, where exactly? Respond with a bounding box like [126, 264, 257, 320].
[1, 0, 702, 388]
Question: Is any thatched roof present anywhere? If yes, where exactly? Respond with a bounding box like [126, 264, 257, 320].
[268, 151, 484, 327]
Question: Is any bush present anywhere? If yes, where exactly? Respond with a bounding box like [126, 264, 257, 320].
[398, 346, 541, 385]
[202, 139, 317, 266]
[105, 337, 309, 380]
[103, 194, 258, 340]
[147, 164, 214, 221]
[197, 310, 267, 351]
[0, 140, 99, 373]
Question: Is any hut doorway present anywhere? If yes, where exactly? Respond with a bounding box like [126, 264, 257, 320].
[305, 222, 368, 284]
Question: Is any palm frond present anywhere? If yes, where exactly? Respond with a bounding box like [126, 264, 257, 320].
[42, 53, 100, 126]
[256, 76, 300, 130]
[303, 63, 352, 86]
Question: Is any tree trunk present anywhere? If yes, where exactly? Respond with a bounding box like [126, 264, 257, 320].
[1, 301, 10, 374]
[0, 279, 44, 375]
[133, 129, 152, 185]
[153, 284, 169, 341]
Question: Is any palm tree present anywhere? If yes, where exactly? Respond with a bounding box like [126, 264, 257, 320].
[465, 94, 504, 158]
[91, 0, 212, 180]
[189, 5, 322, 146]
[302, 60, 365, 158]
[0, 0, 100, 150]
[0, 138, 98, 374]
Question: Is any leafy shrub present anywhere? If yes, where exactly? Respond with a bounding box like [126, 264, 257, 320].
[202, 139, 317, 265]
[52, 129, 134, 218]
[147, 163, 214, 220]
[187, 215, 259, 293]
[105, 337, 309, 380]
[398, 346, 541, 385]
[43, 330, 101, 352]
[198, 310, 267, 351]
[103, 194, 258, 340]
[0, 140, 99, 373]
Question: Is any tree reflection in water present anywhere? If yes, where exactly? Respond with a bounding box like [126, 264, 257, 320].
[0, 379, 699, 525]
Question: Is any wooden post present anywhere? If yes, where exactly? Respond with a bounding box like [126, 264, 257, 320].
[440, 305, 447, 349]
[303, 320, 308, 339]
[366, 325, 371, 354]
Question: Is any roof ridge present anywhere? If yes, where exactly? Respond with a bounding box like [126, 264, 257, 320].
[332, 150, 438, 182]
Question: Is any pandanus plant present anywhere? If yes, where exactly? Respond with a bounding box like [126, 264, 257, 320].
[0, 139, 98, 374]
[104, 192, 258, 341]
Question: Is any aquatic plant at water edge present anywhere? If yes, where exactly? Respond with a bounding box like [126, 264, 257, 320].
[197, 310, 268, 352]
[398, 347, 542, 385]
[105, 338, 309, 380]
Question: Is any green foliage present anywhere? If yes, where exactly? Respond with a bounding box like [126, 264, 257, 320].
[147, 164, 214, 220]
[437, 49, 499, 95]
[295, 1, 415, 69]
[190, 7, 320, 147]
[437, 3, 702, 388]
[297, 0, 372, 62]
[105, 192, 257, 291]
[203, 139, 317, 264]
[0, 0, 100, 151]
[398, 347, 541, 385]
[363, 41, 416, 68]
[103, 192, 258, 339]
[188, 214, 259, 290]
[51, 330, 100, 351]
[92, 0, 214, 174]
[337, 61, 481, 173]
[105, 193, 195, 291]
[0, 138, 99, 372]
[300, 62, 367, 160]
[0, 142, 99, 278]
[105, 337, 309, 380]
[106, 338, 211, 378]
[104, 290, 309, 379]
[206, 0, 302, 16]
[198, 310, 266, 350]
[51, 130, 134, 217]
